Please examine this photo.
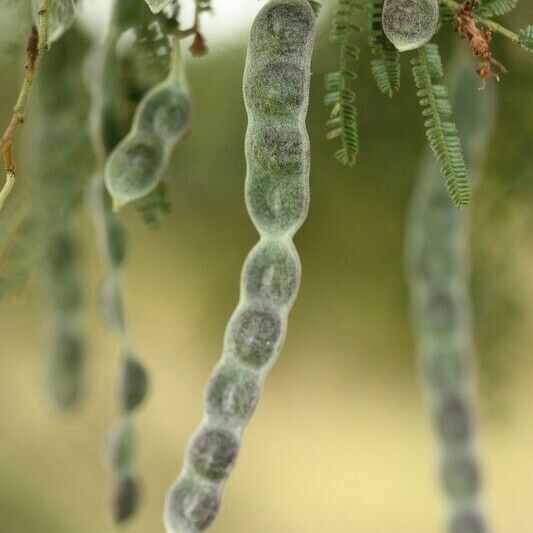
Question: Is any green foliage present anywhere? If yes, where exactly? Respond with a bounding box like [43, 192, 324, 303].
[325, 0, 362, 166]
[475, 0, 519, 17]
[518, 25, 533, 52]
[367, 0, 401, 97]
[411, 44, 470, 207]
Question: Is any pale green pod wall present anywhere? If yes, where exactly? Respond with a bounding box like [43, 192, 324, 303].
[405, 48, 496, 533]
[37, 25, 92, 409]
[164, 1, 316, 531]
[382, 0, 439, 51]
[104, 41, 192, 210]
[88, 0, 176, 521]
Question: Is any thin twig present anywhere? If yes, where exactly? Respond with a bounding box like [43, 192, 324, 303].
[440, 0, 521, 44]
[0, 0, 50, 212]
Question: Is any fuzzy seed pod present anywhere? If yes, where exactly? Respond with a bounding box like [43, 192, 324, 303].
[107, 419, 136, 473]
[382, 0, 439, 52]
[164, 1, 316, 530]
[406, 50, 496, 532]
[450, 507, 487, 533]
[111, 474, 140, 523]
[118, 356, 150, 412]
[105, 42, 192, 211]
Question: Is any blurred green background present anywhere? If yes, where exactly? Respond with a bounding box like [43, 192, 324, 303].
[0, 0, 532, 532]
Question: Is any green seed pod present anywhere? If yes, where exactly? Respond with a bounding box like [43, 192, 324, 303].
[118, 356, 150, 412]
[205, 362, 261, 426]
[382, 0, 439, 52]
[226, 304, 284, 369]
[37, 26, 91, 411]
[441, 454, 480, 500]
[435, 394, 471, 444]
[450, 507, 487, 533]
[105, 131, 165, 211]
[107, 418, 136, 473]
[165, 478, 221, 532]
[32, 0, 77, 43]
[98, 275, 125, 334]
[105, 42, 192, 210]
[134, 80, 192, 141]
[424, 349, 465, 393]
[48, 324, 84, 409]
[406, 50, 496, 532]
[189, 427, 240, 481]
[243, 240, 301, 309]
[107, 218, 127, 268]
[165, 1, 316, 530]
[111, 473, 140, 523]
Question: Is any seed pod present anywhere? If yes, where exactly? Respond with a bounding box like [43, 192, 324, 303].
[118, 356, 150, 412]
[450, 507, 487, 533]
[32, 0, 77, 43]
[441, 453, 480, 500]
[165, 1, 316, 530]
[105, 42, 192, 210]
[107, 419, 136, 473]
[405, 50, 496, 532]
[37, 27, 90, 411]
[165, 478, 221, 532]
[91, 0, 165, 521]
[48, 324, 84, 409]
[111, 474, 140, 523]
[382, 0, 439, 52]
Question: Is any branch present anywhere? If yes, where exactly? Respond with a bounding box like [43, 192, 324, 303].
[440, 0, 520, 43]
[0, 0, 50, 211]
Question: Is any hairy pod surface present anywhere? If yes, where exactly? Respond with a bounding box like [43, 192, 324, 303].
[382, 0, 439, 52]
[405, 51, 496, 532]
[91, 0, 169, 520]
[105, 29, 192, 210]
[164, 1, 316, 531]
[37, 26, 91, 410]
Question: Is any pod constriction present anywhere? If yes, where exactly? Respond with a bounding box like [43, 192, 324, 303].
[382, 0, 439, 52]
[164, 1, 316, 531]
[406, 50, 496, 533]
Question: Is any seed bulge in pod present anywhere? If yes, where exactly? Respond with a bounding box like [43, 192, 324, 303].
[111, 474, 140, 523]
[382, 0, 439, 52]
[189, 427, 240, 481]
[105, 132, 165, 210]
[165, 478, 221, 532]
[135, 83, 192, 141]
[118, 356, 149, 412]
[226, 305, 283, 368]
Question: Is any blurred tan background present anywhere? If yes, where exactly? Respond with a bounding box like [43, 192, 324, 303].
[1, 0, 532, 531]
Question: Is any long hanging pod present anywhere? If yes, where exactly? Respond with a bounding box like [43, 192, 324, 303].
[405, 48, 496, 533]
[36, 24, 91, 410]
[164, 1, 316, 531]
[88, 0, 181, 521]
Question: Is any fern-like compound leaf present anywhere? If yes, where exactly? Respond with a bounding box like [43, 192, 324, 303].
[325, 0, 362, 166]
[475, 0, 518, 17]
[518, 25, 533, 52]
[411, 44, 470, 207]
[368, 0, 401, 97]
